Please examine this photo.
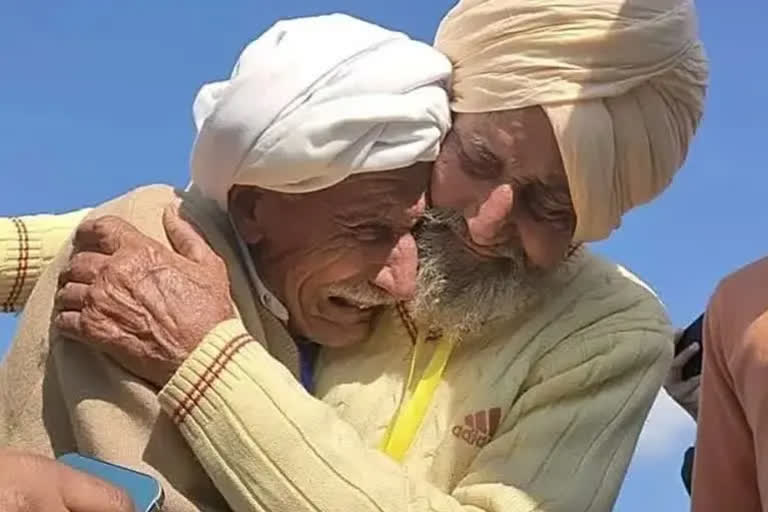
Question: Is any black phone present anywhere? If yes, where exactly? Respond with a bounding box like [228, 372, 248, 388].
[674, 313, 704, 380]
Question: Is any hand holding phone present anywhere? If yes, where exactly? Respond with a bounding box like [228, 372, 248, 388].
[57, 453, 164, 512]
[674, 314, 704, 380]
[0, 450, 134, 512]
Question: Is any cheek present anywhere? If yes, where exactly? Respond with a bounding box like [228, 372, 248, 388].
[515, 217, 573, 269]
[431, 151, 486, 209]
[293, 246, 372, 297]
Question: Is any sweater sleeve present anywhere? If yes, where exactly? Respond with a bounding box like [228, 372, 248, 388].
[158, 314, 671, 512]
[0, 209, 91, 312]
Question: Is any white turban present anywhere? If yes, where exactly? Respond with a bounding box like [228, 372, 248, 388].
[190, 14, 452, 210]
[435, 0, 709, 242]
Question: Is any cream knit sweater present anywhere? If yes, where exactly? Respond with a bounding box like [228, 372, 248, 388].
[0, 209, 91, 312]
[0, 205, 673, 511]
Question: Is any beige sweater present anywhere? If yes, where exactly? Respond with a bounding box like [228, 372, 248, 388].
[0, 185, 302, 511]
[0, 191, 673, 511]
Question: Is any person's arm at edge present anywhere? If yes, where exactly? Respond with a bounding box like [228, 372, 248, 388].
[692, 269, 768, 511]
[0, 209, 92, 312]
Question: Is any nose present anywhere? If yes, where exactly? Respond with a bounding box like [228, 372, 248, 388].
[371, 232, 418, 301]
[465, 184, 514, 246]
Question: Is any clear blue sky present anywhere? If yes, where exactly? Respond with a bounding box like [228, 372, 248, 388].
[0, 2, 765, 510]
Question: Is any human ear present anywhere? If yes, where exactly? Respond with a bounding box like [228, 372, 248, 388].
[228, 185, 265, 245]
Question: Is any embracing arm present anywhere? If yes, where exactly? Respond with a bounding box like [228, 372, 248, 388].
[692, 258, 768, 512]
[0, 208, 91, 312]
[158, 312, 672, 512]
[53, 209, 672, 511]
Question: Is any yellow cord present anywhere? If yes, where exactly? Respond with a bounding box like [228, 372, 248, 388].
[379, 332, 457, 462]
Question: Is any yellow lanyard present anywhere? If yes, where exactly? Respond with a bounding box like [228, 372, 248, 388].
[378, 332, 457, 462]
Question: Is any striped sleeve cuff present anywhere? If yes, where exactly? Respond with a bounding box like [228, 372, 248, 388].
[0, 217, 37, 312]
[159, 318, 256, 426]
[0, 209, 92, 312]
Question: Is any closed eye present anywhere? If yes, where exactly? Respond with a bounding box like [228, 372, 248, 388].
[349, 223, 392, 242]
[517, 182, 575, 232]
[458, 140, 503, 181]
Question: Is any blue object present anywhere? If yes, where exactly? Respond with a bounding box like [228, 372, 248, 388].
[296, 338, 320, 393]
[57, 453, 164, 512]
[681, 445, 695, 496]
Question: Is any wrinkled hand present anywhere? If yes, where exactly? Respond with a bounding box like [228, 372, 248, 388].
[664, 334, 701, 420]
[0, 450, 133, 511]
[54, 205, 235, 387]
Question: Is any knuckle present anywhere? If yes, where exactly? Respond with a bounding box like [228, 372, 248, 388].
[69, 250, 86, 265]
[93, 215, 121, 230]
[97, 216, 131, 245]
[69, 252, 92, 275]
[89, 216, 114, 238]
[58, 264, 73, 283]
[93, 482, 133, 512]
[83, 288, 99, 311]
[75, 218, 97, 237]
[54, 314, 73, 335]
[79, 312, 100, 340]
[103, 484, 134, 511]
[88, 283, 109, 305]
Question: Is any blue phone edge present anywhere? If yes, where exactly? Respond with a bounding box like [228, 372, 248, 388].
[57, 453, 164, 512]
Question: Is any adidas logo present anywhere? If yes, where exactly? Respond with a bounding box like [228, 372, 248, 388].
[451, 407, 501, 448]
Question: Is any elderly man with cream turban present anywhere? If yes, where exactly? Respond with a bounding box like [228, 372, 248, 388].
[431, 0, 708, 268]
[0, 2, 704, 511]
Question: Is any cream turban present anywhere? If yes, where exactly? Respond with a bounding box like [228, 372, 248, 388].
[435, 0, 709, 242]
[190, 14, 452, 211]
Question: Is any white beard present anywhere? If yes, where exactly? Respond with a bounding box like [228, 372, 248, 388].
[409, 209, 558, 338]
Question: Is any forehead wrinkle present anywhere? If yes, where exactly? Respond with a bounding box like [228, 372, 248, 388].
[330, 168, 426, 225]
[334, 195, 402, 221]
[337, 197, 423, 233]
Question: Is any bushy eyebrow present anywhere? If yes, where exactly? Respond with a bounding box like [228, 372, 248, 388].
[335, 204, 418, 231]
[520, 179, 575, 227]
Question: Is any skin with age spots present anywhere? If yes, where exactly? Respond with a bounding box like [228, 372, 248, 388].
[431, 106, 576, 269]
[229, 163, 429, 348]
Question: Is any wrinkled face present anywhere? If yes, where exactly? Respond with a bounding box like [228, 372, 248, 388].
[230, 164, 429, 347]
[431, 107, 576, 270]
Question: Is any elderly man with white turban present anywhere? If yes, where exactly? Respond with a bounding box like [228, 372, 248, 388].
[0, 14, 453, 511]
[0, 0, 708, 510]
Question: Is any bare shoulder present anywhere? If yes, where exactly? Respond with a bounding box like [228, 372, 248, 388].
[712, 256, 768, 304]
[707, 255, 768, 340]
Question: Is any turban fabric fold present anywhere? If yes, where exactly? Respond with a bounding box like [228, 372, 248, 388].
[435, 0, 708, 242]
[192, 14, 453, 210]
